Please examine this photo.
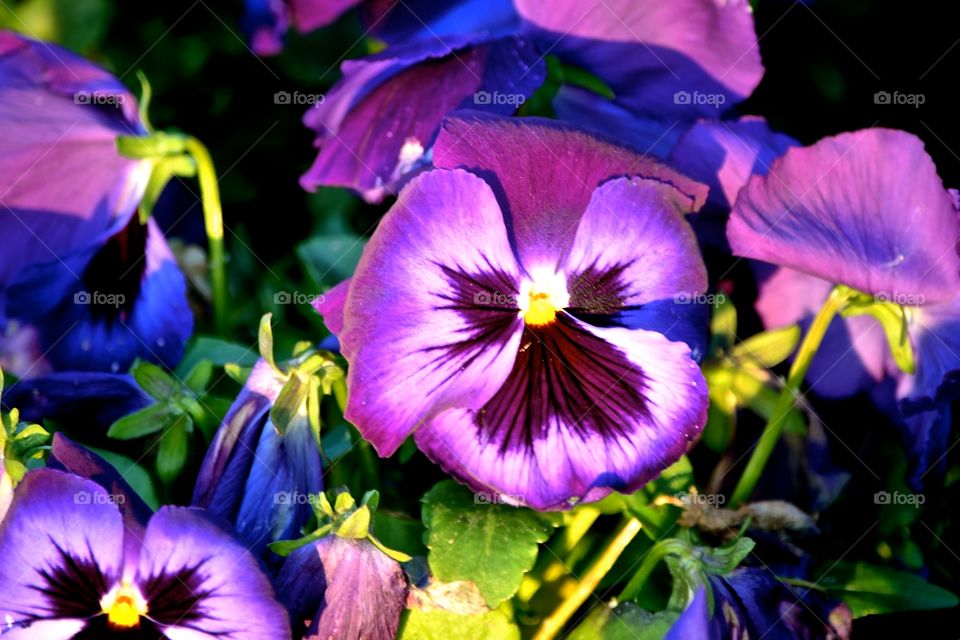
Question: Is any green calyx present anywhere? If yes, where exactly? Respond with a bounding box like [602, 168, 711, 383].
[1, 369, 51, 487]
[268, 488, 412, 563]
[838, 285, 917, 374]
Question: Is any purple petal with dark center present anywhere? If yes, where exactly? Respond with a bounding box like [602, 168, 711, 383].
[136, 507, 292, 639]
[6, 217, 193, 373]
[516, 0, 764, 120]
[728, 128, 960, 303]
[416, 314, 707, 510]
[668, 117, 799, 250]
[433, 114, 707, 268]
[0, 31, 147, 288]
[275, 536, 407, 640]
[0, 470, 124, 636]
[300, 35, 545, 202]
[339, 169, 525, 457]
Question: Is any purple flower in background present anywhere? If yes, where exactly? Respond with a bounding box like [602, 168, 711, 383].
[316, 115, 710, 509]
[244, 0, 362, 56]
[0, 31, 193, 375]
[300, 35, 545, 202]
[0, 468, 291, 639]
[666, 569, 851, 640]
[192, 358, 324, 557]
[727, 128, 960, 483]
[277, 536, 407, 639]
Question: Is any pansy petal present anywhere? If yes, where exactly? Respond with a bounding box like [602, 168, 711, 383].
[562, 176, 708, 357]
[754, 265, 888, 398]
[313, 278, 351, 338]
[900, 295, 960, 410]
[137, 507, 291, 640]
[668, 117, 798, 249]
[665, 587, 714, 640]
[516, 0, 763, 119]
[0, 470, 124, 634]
[300, 36, 544, 202]
[290, 0, 362, 32]
[434, 114, 707, 267]
[340, 169, 525, 456]
[363, 0, 519, 44]
[0, 31, 147, 286]
[416, 315, 707, 510]
[728, 128, 960, 303]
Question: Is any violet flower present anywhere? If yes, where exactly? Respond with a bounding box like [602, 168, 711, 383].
[315, 115, 711, 510]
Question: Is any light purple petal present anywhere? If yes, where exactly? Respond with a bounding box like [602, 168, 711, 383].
[433, 114, 707, 268]
[340, 169, 525, 456]
[516, 0, 764, 119]
[300, 36, 545, 202]
[313, 278, 351, 337]
[0, 469, 125, 633]
[416, 315, 707, 510]
[0, 31, 147, 287]
[728, 128, 960, 303]
[137, 507, 291, 639]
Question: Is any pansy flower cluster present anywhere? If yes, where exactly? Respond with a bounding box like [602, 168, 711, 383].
[0, 1, 957, 638]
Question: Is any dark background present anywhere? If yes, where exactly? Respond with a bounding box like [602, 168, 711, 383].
[3, 0, 959, 634]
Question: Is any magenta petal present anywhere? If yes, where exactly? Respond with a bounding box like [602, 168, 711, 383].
[729, 128, 960, 303]
[290, 0, 362, 32]
[341, 169, 525, 456]
[313, 278, 351, 338]
[416, 315, 707, 510]
[434, 114, 707, 267]
[0, 470, 125, 632]
[137, 507, 291, 639]
[516, 0, 763, 118]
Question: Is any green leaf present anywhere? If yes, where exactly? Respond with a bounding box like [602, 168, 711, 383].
[182, 360, 213, 394]
[107, 403, 179, 440]
[297, 234, 367, 284]
[731, 325, 801, 369]
[259, 313, 277, 370]
[709, 294, 737, 353]
[156, 414, 191, 484]
[568, 602, 678, 640]
[130, 360, 178, 400]
[422, 481, 556, 607]
[817, 561, 959, 618]
[176, 337, 259, 375]
[86, 446, 160, 510]
[399, 609, 520, 640]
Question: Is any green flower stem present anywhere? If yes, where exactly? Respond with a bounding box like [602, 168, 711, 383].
[534, 517, 642, 640]
[730, 285, 853, 506]
[183, 136, 228, 334]
[618, 538, 691, 602]
[518, 506, 601, 602]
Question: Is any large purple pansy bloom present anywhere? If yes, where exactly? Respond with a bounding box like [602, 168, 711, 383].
[727, 128, 960, 483]
[0, 469, 291, 639]
[315, 115, 710, 509]
[192, 358, 324, 557]
[0, 32, 193, 375]
[300, 35, 545, 202]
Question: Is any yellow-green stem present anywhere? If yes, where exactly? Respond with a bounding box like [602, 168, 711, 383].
[533, 517, 642, 640]
[184, 137, 227, 334]
[730, 286, 853, 506]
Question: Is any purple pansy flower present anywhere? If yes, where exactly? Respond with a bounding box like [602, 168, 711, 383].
[315, 115, 710, 509]
[726, 128, 960, 483]
[301, 0, 763, 201]
[0, 32, 193, 375]
[666, 569, 852, 640]
[276, 536, 408, 639]
[192, 358, 324, 557]
[243, 0, 362, 56]
[0, 468, 291, 639]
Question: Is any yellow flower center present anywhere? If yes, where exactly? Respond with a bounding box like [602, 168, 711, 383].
[524, 290, 558, 326]
[100, 581, 148, 628]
